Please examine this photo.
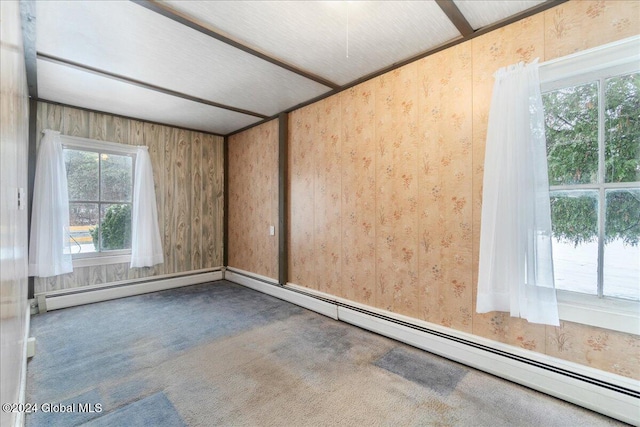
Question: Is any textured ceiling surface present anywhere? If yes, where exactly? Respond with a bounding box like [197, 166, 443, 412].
[33, 0, 548, 136]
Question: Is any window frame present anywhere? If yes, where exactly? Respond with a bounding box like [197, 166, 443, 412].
[61, 135, 138, 267]
[539, 35, 640, 335]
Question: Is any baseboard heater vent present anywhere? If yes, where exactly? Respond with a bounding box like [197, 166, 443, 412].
[224, 268, 639, 426]
[346, 302, 637, 397]
[37, 268, 224, 312]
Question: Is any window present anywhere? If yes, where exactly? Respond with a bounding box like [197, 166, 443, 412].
[543, 72, 639, 302]
[539, 36, 639, 334]
[63, 138, 136, 260]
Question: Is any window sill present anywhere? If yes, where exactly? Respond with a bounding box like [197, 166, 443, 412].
[72, 254, 131, 268]
[557, 290, 639, 335]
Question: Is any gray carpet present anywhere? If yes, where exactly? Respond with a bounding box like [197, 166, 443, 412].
[26, 280, 625, 426]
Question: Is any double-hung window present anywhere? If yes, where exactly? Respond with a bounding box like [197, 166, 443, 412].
[540, 36, 639, 333]
[62, 137, 136, 264]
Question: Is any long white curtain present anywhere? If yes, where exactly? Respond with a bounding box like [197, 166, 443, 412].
[476, 59, 559, 326]
[28, 130, 73, 277]
[130, 147, 163, 268]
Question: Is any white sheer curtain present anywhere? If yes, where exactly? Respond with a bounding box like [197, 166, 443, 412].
[130, 146, 163, 268]
[28, 130, 73, 277]
[476, 59, 559, 326]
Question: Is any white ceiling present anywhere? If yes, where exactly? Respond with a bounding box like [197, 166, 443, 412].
[34, 0, 548, 136]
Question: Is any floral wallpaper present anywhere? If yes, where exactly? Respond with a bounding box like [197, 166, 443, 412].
[339, 81, 377, 305]
[286, 0, 640, 379]
[228, 119, 279, 280]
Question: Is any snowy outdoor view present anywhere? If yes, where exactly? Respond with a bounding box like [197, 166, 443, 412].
[553, 238, 639, 301]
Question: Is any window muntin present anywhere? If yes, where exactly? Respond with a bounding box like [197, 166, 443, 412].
[64, 146, 134, 257]
[543, 71, 640, 302]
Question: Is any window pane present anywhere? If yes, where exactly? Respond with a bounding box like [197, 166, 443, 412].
[101, 153, 133, 202]
[68, 202, 99, 254]
[64, 149, 98, 201]
[99, 203, 132, 251]
[604, 189, 640, 300]
[605, 72, 640, 183]
[550, 190, 598, 295]
[543, 82, 599, 185]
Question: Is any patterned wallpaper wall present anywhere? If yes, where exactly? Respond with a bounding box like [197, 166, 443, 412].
[34, 102, 224, 294]
[288, 0, 640, 379]
[228, 119, 279, 280]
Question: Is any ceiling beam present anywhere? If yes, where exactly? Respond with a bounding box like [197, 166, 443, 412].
[20, 0, 38, 98]
[227, 0, 569, 137]
[36, 99, 226, 137]
[435, 0, 474, 38]
[131, 0, 340, 91]
[37, 53, 269, 119]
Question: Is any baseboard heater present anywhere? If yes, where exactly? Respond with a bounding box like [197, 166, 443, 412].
[36, 268, 224, 312]
[224, 267, 640, 426]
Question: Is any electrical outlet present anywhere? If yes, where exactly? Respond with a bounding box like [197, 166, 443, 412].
[18, 188, 25, 210]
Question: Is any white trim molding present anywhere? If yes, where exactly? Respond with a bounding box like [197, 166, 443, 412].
[60, 133, 142, 154]
[538, 34, 640, 334]
[16, 306, 31, 427]
[225, 275, 640, 425]
[224, 268, 338, 319]
[39, 268, 223, 311]
[225, 266, 279, 286]
[72, 254, 132, 268]
[557, 291, 640, 335]
[539, 35, 640, 91]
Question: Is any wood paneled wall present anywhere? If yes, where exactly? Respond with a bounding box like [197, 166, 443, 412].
[34, 102, 224, 294]
[0, 2, 30, 426]
[228, 120, 279, 280]
[288, 0, 640, 379]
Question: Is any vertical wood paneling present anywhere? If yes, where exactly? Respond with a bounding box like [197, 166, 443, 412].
[89, 112, 107, 141]
[340, 82, 376, 305]
[201, 133, 224, 269]
[374, 65, 419, 316]
[213, 136, 224, 266]
[202, 135, 216, 268]
[89, 265, 107, 285]
[174, 129, 191, 273]
[289, 107, 316, 288]
[201, 134, 215, 268]
[106, 262, 127, 283]
[416, 43, 473, 332]
[63, 107, 89, 138]
[105, 115, 129, 144]
[267, 123, 279, 278]
[314, 96, 342, 296]
[191, 132, 203, 270]
[417, 55, 444, 325]
[144, 122, 165, 276]
[228, 120, 278, 279]
[128, 120, 144, 280]
[164, 126, 176, 273]
[35, 101, 63, 151]
[34, 102, 223, 293]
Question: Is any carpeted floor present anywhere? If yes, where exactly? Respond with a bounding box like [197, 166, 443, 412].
[26, 280, 626, 426]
